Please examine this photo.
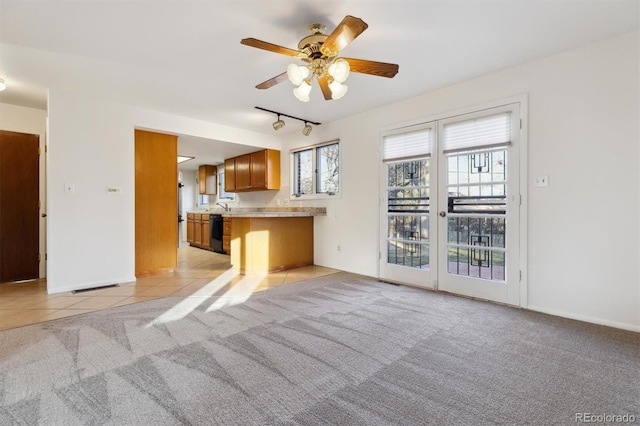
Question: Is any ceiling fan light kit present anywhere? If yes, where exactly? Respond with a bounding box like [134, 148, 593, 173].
[293, 80, 312, 102]
[241, 15, 398, 102]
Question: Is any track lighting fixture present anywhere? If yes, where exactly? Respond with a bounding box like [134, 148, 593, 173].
[255, 107, 321, 136]
[302, 122, 312, 136]
[272, 114, 285, 130]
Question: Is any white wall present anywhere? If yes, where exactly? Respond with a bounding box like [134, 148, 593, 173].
[46, 91, 280, 293]
[279, 31, 640, 331]
[43, 31, 639, 331]
[0, 103, 47, 278]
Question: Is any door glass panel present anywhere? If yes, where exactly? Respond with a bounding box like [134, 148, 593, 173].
[386, 159, 430, 269]
[446, 148, 507, 282]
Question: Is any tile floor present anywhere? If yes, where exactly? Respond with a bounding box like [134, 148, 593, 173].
[0, 246, 340, 331]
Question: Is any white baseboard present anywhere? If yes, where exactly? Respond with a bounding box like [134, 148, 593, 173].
[527, 305, 640, 333]
[47, 276, 137, 295]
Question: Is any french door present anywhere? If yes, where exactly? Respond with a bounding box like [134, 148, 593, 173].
[380, 103, 521, 305]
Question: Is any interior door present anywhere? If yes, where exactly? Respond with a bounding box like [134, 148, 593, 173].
[0, 130, 40, 283]
[437, 105, 521, 305]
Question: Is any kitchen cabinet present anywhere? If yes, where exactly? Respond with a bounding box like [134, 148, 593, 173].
[198, 165, 217, 195]
[201, 217, 210, 249]
[194, 214, 202, 246]
[222, 217, 231, 254]
[186, 213, 195, 243]
[224, 149, 280, 192]
[230, 216, 313, 274]
[187, 213, 214, 250]
[224, 158, 236, 192]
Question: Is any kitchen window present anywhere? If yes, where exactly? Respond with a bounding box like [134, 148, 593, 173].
[291, 140, 340, 199]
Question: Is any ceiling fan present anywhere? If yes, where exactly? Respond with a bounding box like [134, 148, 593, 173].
[240, 15, 399, 102]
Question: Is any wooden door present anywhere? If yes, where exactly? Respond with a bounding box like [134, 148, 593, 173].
[186, 214, 194, 243]
[224, 158, 236, 192]
[194, 215, 202, 245]
[250, 150, 267, 190]
[0, 130, 39, 283]
[202, 217, 210, 248]
[235, 154, 251, 190]
[135, 129, 177, 276]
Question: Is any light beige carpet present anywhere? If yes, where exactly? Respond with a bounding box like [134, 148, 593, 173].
[0, 272, 638, 425]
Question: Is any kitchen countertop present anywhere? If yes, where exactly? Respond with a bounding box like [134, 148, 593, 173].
[187, 207, 326, 218]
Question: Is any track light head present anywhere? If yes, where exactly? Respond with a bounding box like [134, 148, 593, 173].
[302, 122, 312, 136]
[272, 115, 285, 130]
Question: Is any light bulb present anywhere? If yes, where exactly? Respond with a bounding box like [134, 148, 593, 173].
[287, 64, 310, 86]
[329, 81, 348, 100]
[293, 80, 312, 102]
[328, 59, 350, 83]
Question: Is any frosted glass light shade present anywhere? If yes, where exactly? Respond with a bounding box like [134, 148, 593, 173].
[329, 81, 348, 100]
[293, 80, 312, 102]
[328, 59, 350, 83]
[287, 64, 310, 86]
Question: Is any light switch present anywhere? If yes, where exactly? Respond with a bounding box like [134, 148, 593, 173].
[534, 176, 549, 187]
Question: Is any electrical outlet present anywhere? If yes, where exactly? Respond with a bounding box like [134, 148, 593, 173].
[276, 198, 281, 206]
[337, 245, 341, 251]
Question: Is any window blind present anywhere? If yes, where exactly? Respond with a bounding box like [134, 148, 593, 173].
[443, 112, 511, 153]
[382, 127, 431, 161]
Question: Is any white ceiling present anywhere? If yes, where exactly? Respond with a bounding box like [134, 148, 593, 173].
[0, 0, 638, 170]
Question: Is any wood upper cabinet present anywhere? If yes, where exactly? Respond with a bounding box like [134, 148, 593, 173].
[224, 158, 236, 192]
[224, 149, 280, 192]
[234, 154, 251, 191]
[198, 165, 217, 195]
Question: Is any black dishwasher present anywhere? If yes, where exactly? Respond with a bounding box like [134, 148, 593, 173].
[210, 214, 224, 254]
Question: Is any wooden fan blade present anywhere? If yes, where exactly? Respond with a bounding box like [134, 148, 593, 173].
[241, 38, 301, 57]
[343, 57, 399, 78]
[317, 75, 333, 100]
[255, 72, 289, 89]
[320, 15, 368, 57]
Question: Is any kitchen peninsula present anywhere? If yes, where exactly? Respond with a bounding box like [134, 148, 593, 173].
[223, 207, 326, 275]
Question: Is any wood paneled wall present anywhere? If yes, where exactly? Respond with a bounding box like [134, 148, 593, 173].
[134, 129, 177, 276]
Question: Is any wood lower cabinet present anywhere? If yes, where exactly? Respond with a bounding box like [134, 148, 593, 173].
[187, 213, 212, 250]
[202, 218, 210, 249]
[222, 217, 231, 254]
[224, 149, 280, 192]
[230, 216, 313, 274]
[186, 213, 195, 243]
[194, 214, 202, 246]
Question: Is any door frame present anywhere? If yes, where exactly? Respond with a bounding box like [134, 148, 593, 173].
[378, 94, 528, 307]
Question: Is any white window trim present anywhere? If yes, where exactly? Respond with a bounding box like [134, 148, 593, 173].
[290, 139, 341, 200]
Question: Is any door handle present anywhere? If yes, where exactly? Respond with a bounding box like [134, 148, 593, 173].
[439, 211, 446, 217]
